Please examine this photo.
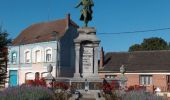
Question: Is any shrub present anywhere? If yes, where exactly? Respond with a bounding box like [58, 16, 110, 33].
[127, 85, 146, 92]
[0, 85, 56, 100]
[55, 91, 72, 100]
[102, 80, 119, 95]
[25, 78, 46, 87]
[52, 82, 71, 100]
[52, 82, 69, 91]
[122, 90, 166, 100]
[102, 80, 120, 100]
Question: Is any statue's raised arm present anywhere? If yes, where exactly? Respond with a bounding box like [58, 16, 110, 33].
[75, 0, 94, 27]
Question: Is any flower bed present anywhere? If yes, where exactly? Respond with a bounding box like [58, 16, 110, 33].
[0, 85, 56, 100]
[122, 90, 166, 100]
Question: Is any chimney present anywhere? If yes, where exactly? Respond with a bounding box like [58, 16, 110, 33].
[100, 47, 104, 68]
[66, 13, 70, 27]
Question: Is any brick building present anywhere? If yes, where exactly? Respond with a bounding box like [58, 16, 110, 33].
[99, 50, 170, 92]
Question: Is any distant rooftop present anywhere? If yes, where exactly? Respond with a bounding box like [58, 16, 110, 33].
[101, 50, 170, 73]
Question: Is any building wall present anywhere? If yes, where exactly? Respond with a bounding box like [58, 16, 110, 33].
[153, 74, 167, 91]
[8, 41, 57, 65]
[7, 41, 57, 86]
[125, 74, 139, 86]
[59, 26, 78, 77]
[99, 72, 168, 92]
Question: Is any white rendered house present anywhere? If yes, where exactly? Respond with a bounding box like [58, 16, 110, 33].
[7, 14, 79, 87]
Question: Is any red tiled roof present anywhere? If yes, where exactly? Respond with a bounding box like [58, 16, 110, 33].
[12, 14, 78, 45]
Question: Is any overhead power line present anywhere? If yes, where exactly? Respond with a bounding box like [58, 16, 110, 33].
[98, 27, 170, 35]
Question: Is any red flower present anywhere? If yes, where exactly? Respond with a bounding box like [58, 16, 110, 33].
[25, 78, 47, 87]
[53, 82, 69, 90]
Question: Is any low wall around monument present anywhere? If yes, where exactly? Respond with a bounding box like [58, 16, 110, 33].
[52, 77, 120, 90]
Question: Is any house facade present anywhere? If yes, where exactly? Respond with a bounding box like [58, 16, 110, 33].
[99, 50, 170, 92]
[7, 14, 79, 87]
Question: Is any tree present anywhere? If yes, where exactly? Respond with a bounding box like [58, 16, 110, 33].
[129, 37, 169, 52]
[0, 27, 11, 88]
[129, 44, 142, 52]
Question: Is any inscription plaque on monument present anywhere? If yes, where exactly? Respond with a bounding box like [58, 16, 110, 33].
[73, 27, 100, 79]
[82, 47, 93, 77]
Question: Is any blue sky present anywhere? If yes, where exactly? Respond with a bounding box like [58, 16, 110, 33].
[0, 0, 170, 52]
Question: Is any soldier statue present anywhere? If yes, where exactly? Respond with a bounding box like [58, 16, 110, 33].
[75, 0, 94, 27]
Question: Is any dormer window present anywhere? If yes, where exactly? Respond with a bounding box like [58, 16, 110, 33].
[11, 52, 17, 64]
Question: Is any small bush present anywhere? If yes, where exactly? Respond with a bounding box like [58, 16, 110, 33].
[0, 85, 56, 100]
[25, 78, 46, 87]
[55, 91, 72, 100]
[127, 85, 146, 92]
[122, 90, 166, 100]
[52, 82, 69, 90]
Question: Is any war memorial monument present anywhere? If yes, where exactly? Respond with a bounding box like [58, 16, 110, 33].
[45, 0, 127, 99]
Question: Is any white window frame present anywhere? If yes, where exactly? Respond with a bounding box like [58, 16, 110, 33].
[105, 75, 117, 79]
[25, 72, 34, 81]
[32, 46, 43, 63]
[45, 47, 52, 62]
[24, 49, 31, 63]
[11, 52, 17, 64]
[139, 75, 153, 85]
[35, 50, 41, 63]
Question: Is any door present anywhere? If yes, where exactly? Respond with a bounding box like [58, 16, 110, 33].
[9, 70, 18, 86]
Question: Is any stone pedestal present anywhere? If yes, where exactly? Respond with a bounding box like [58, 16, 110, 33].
[45, 64, 55, 88]
[45, 73, 55, 88]
[73, 27, 100, 79]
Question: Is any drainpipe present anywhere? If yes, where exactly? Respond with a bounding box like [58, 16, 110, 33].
[57, 40, 61, 77]
[56, 41, 58, 78]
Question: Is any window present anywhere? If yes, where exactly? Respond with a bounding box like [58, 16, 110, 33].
[105, 75, 117, 79]
[46, 49, 52, 62]
[140, 75, 152, 85]
[35, 72, 40, 80]
[11, 52, 17, 64]
[32, 47, 43, 63]
[25, 72, 34, 81]
[25, 51, 30, 63]
[35, 50, 41, 63]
